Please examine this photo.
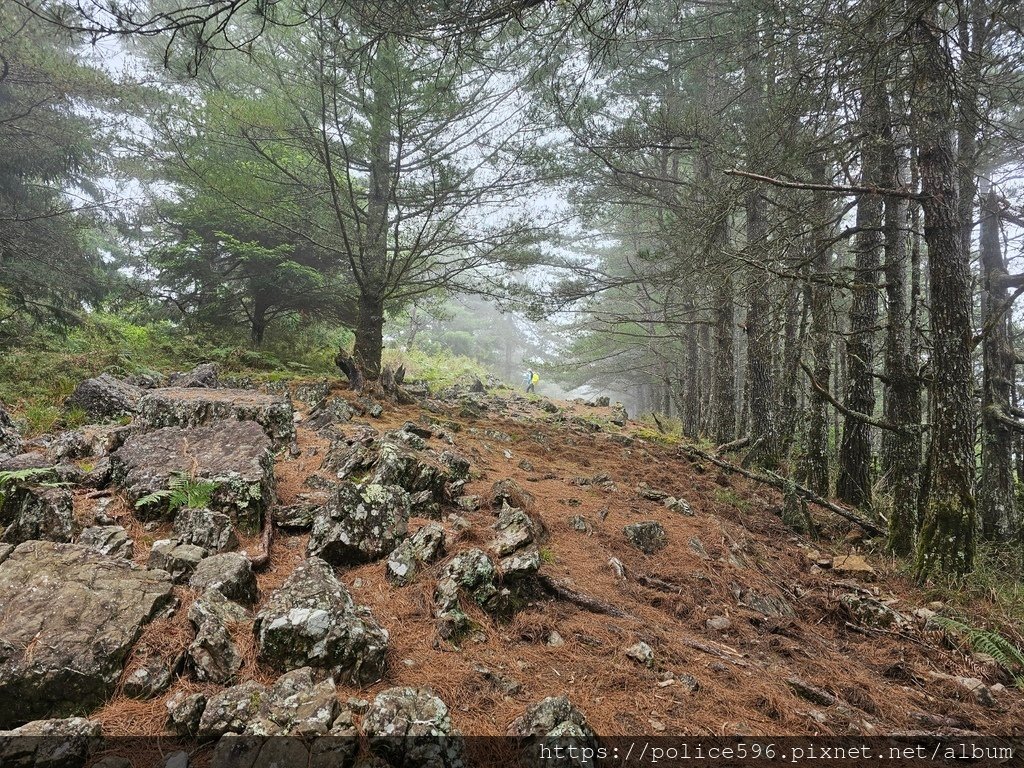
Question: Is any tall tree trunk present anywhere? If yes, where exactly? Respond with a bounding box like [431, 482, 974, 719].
[682, 300, 701, 437]
[804, 161, 834, 496]
[713, 268, 736, 444]
[250, 295, 269, 348]
[979, 187, 1017, 540]
[837, 81, 885, 507]
[913, 6, 977, 578]
[881, 116, 922, 556]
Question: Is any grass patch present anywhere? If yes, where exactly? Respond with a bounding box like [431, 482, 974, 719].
[383, 347, 491, 391]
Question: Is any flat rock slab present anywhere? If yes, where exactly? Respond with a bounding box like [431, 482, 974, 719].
[0, 541, 173, 728]
[137, 388, 294, 446]
[111, 420, 275, 530]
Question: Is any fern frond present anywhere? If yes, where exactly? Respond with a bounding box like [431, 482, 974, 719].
[931, 615, 1024, 687]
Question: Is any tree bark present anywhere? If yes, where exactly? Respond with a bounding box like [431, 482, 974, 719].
[979, 187, 1017, 540]
[913, 5, 977, 579]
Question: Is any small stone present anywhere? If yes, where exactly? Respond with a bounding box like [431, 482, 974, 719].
[706, 615, 731, 632]
[569, 515, 588, 532]
[624, 641, 654, 667]
[546, 631, 565, 647]
[831, 554, 876, 581]
[164, 750, 188, 768]
[624, 521, 667, 554]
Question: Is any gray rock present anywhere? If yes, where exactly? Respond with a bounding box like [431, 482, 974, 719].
[363, 687, 464, 768]
[307, 482, 410, 566]
[0, 402, 20, 459]
[624, 642, 654, 667]
[491, 478, 533, 511]
[164, 750, 189, 768]
[168, 363, 219, 389]
[490, 504, 536, 557]
[498, 545, 541, 581]
[624, 521, 667, 554]
[149, 540, 207, 584]
[166, 691, 207, 736]
[508, 696, 598, 767]
[173, 507, 238, 552]
[839, 593, 907, 630]
[706, 615, 731, 632]
[189, 553, 257, 604]
[77, 525, 133, 560]
[664, 496, 694, 515]
[0, 541, 173, 727]
[136, 387, 294, 446]
[0, 485, 73, 545]
[65, 373, 142, 420]
[434, 549, 503, 640]
[0, 717, 102, 768]
[254, 557, 388, 684]
[272, 503, 317, 530]
[111, 420, 274, 530]
[186, 591, 248, 685]
[123, 654, 178, 699]
[197, 668, 340, 742]
[569, 515, 588, 532]
[386, 523, 445, 586]
[609, 403, 628, 426]
[45, 424, 128, 464]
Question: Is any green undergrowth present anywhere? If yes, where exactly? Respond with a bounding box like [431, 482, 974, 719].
[382, 347, 493, 391]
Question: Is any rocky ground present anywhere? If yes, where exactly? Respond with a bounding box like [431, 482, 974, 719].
[0, 366, 1022, 767]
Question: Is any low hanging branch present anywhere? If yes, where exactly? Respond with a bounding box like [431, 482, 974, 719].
[800, 362, 916, 436]
[677, 444, 887, 537]
[724, 168, 921, 201]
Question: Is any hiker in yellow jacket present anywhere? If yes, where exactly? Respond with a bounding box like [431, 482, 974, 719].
[525, 369, 539, 393]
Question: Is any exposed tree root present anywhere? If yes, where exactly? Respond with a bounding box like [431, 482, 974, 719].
[536, 573, 634, 619]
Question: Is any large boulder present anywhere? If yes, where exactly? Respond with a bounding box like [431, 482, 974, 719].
[254, 557, 388, 684]
[0, 717, 102, 768]
[111, 420, 274, 530]
[386, 523, 445, 586]
[0, 541, 173, 728]
[136, 387, 294, 446]
[363, 687, 464, 768]
[196, 667, 340, 741]
[65, 374, 142, 420]
[0, 485, 73, 545]
[508, 696, 599, 767]
[307, 482, 411, 566]
[77, 525, 133, 560]
[0, 402, 21, 459]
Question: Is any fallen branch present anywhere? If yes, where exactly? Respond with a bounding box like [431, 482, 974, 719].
[724, 168, 920, 200]
[682, 637, 749, 666]
[715, 435, 750, 454]
[677, 444, 886, 537]
[536, 573, 633, 618]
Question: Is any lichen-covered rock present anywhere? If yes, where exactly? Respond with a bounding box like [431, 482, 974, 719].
[623, 521, 667, 554]
[492, 478, 533, 511]
[498, 545, 540, 581]
[291, 379, 331, 407]
[362, 687, 464, 768]
[111, 420, 274, 530]
[609, 403, 628, 426]
[187, 590, 248, 684]
[189, 553, 257, 604]
[272, 503, 318, 530]
[45, 424, 128, 464]
[434, 549, 503, 640]
[0, 485, 73, 545]
[508, 696, 599, 767]
[0, 717, 102, 768]
[254, 557, 388, 683]
[839, 593, 907, 629]
[0, 541, 173, 728]
[123, 653, 179, 699]
[307, 482, 410, 566]
[386, 523, 445, 586]
[77, 525, 133, 560]
[0, 403, 22, 459]
[136, 387, 294, 446]
[166, 691, 207, 737]
[65, 374, 142, 420]
[196, 668, 339, 742]
[173, 507, 238, 553]
[148, 540, 207, 584]
[490, 504, 537, 557]
[168, 363, 219, 389]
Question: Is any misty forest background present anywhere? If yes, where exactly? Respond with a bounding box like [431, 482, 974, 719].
[4, 0, 1024, 587]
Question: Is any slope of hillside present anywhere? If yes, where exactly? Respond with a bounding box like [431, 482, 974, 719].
[1, 374, 1022, 766]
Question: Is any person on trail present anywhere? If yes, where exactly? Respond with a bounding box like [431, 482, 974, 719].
[526, 369, 538, 394]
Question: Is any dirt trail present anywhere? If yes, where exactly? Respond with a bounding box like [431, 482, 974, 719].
[93, 387, 1024, 740]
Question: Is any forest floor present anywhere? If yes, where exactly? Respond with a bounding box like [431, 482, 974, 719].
[78, 382, 1024, 750]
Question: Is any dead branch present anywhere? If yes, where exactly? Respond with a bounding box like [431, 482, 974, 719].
[724, 168, 921, 200]
[536, 573, 633, 618]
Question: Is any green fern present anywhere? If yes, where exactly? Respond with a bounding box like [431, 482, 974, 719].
[0, 467, 59, 508]
[135, 473, 218, 512]
[930, 615, 1024, 687]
